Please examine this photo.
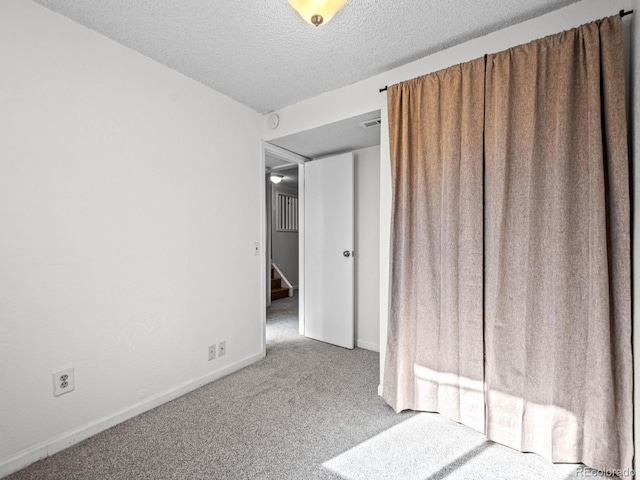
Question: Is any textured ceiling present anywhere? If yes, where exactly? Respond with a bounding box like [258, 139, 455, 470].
[270, 110, 381, 159]
[33, 0, 581, 113]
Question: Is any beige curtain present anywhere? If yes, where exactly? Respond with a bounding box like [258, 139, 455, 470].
[383, 58, 485, 433]
[484, 16, 632, 472]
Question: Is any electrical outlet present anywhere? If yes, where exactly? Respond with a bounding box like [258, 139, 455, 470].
[53, 368, 75, 397]
[254, 242, 260, 256]
[219, 341, 226, 356]
[208, 345, 216, 361]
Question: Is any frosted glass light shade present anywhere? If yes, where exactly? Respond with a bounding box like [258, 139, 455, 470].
[270, 174, 284, 184]
[288, 0, 347, 26]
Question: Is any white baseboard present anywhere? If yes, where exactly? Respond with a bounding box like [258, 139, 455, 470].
[378, 384, 384, 397]
[355, 339, 380, 352]
[0, 351, 265, 479]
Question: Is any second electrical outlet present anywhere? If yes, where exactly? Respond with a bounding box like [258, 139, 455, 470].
[219, 341, 226, 356]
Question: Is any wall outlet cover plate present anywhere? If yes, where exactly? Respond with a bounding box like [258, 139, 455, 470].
[53, 368, 75, 397]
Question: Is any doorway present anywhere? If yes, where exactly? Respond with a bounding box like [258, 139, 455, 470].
[261, 143, 306, 355]
[269, 164, 299, 303]
[260, 110, 382, 356]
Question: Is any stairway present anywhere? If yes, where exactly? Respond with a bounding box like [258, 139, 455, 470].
[271, 267, 289, 301]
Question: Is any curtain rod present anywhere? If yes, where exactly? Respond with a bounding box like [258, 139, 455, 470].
[378, 9, 634, 93]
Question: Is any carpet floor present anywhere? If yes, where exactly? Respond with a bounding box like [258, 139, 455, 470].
[7, 293, 594, 479]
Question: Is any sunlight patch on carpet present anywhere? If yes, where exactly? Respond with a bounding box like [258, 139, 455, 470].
[322, 413, 581, 480]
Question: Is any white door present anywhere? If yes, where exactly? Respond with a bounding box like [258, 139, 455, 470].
[304, 152, 354, 349]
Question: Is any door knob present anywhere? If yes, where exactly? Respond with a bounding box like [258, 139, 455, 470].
[343, 251, 351, 257]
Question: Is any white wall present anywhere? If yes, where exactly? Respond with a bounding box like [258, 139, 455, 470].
[271, 182, 299, 286]
[261, 0, 639, 443]
[354, 146, 381, 352]
[0, 1, 263, 475]
[378, 106, 392, 393]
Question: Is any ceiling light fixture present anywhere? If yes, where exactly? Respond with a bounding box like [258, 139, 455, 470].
[270, 174, 284, 184]
[288, 0, 347, 27]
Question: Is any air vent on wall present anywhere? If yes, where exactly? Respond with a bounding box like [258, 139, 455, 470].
[360, 118, 381, 129]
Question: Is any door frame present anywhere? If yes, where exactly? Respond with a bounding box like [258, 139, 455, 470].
[261, 142, 308, 355]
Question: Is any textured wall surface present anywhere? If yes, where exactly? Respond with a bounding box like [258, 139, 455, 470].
[31, 0, 579, 113]
[0, 0, 262, 470]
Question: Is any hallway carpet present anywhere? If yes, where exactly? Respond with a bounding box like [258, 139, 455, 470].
[8, 293, 592, 479]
